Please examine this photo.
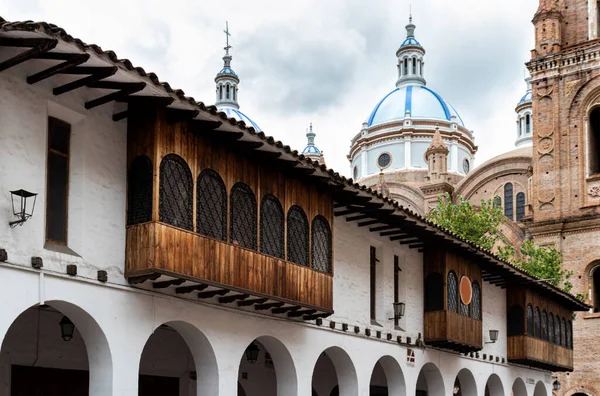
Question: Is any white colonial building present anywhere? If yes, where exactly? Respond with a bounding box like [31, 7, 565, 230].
[0, 15, 587, 396]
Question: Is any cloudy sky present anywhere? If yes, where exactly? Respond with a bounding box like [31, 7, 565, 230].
[1, 0, 538, 176]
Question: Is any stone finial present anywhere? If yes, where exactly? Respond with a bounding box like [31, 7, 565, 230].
[427, 127, 448, 153]
[376, 168, 390, 198]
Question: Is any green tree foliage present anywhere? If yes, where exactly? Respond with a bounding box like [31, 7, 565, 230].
[427, 193, 573, 292]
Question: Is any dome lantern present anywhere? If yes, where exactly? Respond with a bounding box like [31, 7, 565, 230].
[396, 16, 426, 87]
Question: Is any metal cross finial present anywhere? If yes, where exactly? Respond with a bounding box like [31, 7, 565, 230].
[224, 21, 232, 54]
[409, 4, 412, 22]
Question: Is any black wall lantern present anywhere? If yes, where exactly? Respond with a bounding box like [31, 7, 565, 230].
[553, 379, 561, 391]
[486, 329, 499, 344]
[9, 189, 37, 228]
[245, 342, 260, 363]
[59, 316, 75, 341]
[389, 302, 405, 321]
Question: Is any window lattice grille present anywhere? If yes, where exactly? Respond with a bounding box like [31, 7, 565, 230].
[230, 183, 257, 250]
[507, 305, 524, 336]
[561, 318, 566, 347]
[128, 156, 153, 225]
[548, 314, 555, 344]
[460, 300, 469, 316]
[287, 206, 309, 266]
[555, 315, 561, 345]
[311, 216, 332, 274]
[527, 304, 534, 337]
[159, 154, 193, 230]
[447, 271, 458, 313]
[471, 281, 481, 320]
[424, 273, 443, 312]
[534, 307, 541, 338]
[260, 195, 284, 259]
[196, 169, 227, 241]
[504, 183, 514, 220]
[541, 310, 548, 340]
[516, 192, 526, 222]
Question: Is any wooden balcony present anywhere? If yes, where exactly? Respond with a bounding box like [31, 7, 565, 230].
[424, 311, 483, 352]
[125, 222, 333, 318]
[507, 336, 573, 371]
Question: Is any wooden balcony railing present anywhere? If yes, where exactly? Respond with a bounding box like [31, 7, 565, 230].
[424, 311, 483, 352]
[126, 222, 333, 314]
[507, 336, 573, 371]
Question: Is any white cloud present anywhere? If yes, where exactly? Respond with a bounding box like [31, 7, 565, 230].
[0, 0, 539, 175]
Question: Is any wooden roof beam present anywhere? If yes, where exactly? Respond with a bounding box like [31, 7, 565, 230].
[357, 220, 380, 227]
[53, 66, 117, 95]
[85, 82, 146, 109]
[152, 279, 185, 289]
[380, 230, 405, 237]
[399, 238, 421, 245]
[166, 108, 200, 123]
[369, 225, 397, 232]
[0, 38, 57, 72]
[345, 214, 370, 222]
[27, 53, 90, 84]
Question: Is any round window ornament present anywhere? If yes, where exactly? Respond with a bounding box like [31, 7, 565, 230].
[463, 158, 470, 174]
[377, 153, 392, 169]
[460, 276, 472, 305]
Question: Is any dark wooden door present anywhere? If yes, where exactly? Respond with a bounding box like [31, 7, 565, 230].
[11, 365, 88, 396]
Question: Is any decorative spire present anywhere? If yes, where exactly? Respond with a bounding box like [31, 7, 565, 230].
[215, 21, 240, 109]
[424, 126, 449, 182]
[395, 15, 426, 87]
[428, 127, 448, 152]
[302, 123, 326, 166]
[307, 122, 316, 146]
[377, 168, 390, 197]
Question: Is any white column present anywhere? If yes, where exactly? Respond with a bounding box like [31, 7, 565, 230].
[361, 146, 368, 176]
[405, 139, 411, 169]
[450, 140, 459, 172]
[589, 0, 598, 40]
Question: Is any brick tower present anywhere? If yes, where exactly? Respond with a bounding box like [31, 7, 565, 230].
[528, 0, 600, 393]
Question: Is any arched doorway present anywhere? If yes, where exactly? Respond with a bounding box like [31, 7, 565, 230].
[237, 336, 297, 396]
[484, 374, 504, 396]
[138, 321, 218, 396]
[452, 369, 477, 396]
[369, 356, 406, 396]
[534, 381, 548, 396]
[512, 378, 528, 396]
[0, 301, 112, 396]
[415, 362, 444, 396]
[592, 266, 600, 312]
[311, 346, 358, 396]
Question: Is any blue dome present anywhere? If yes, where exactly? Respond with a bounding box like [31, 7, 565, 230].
[367, 84, 464, 127]
[218, 106, 261, 131]
[217, 67, 237, 77]
[302, 145, 321, 155]
[519, 91, 532, 103]
[401, 37, 421, 47]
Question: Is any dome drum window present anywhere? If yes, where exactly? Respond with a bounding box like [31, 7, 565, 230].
[377, 153, 392, 169]
[462, 158, 470, 174]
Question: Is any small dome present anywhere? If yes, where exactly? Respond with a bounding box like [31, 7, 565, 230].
[302, 145, 321, 155]
[401, 37, 421, 47]
[218, 106, 261, 131]
[367, 84, 464, 127]
[519, 91, 532, 104]
[217, 67, 237, 77]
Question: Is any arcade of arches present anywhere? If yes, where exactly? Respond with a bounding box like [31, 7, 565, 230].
[0, 302, 551, 396]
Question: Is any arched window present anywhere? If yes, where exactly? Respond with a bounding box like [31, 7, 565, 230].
[287, 205, 309, 266]
[525, 114, 531, 134]
[548, 313, 555, 343]
[219, 85, 223, 100]
[412, 58, 417, 74]
[447, 271, 458, 313]
[230, 183, 257, 250]
[470, 281, 481, 320]
[226, 84, 230, 99]
[534, 307, 541, 338]
[504, 183, 514, 220]
[526, 304, 534, 337]
[424, 272, 443, 312]
[518, 118, 523, 136]
[589, 107, 600, 175]
[555, 315, 561, 345]
[516, 192, 526, 222]
[311, 216, 332, 274]
[593, 266, 600, 312]
[197, 169, 227, 241]
[233, 86, 236, 101]
[541, 310, 548, 340]
[567, 321, 573, 349]
[508, 305, 524, 336]
[260, 195, 284, 259]
[561, 318, 567, 347]
[404, 58, 408, 74]
[159, 154, 193, 230]
[127, 155, 153, 226]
